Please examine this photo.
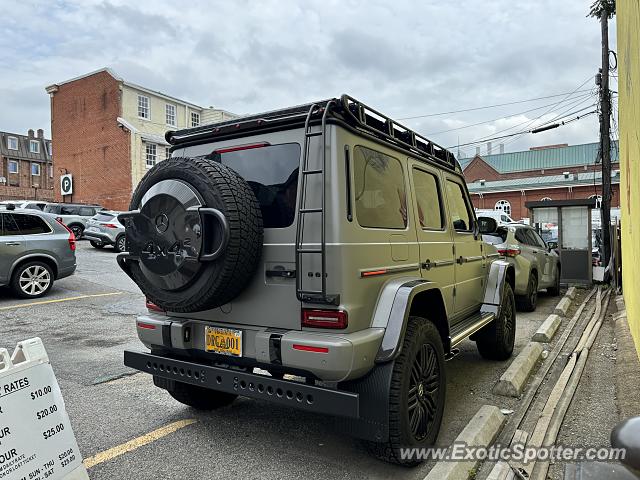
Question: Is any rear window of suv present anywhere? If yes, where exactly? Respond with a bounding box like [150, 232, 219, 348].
[95, 212, 116, 222]
[209, 143, 300, 228]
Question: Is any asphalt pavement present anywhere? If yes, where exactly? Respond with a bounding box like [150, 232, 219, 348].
[0, 240, 560, 479]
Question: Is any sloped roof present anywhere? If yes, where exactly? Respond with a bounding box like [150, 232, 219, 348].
[467, 170, 620, 193]
[459, 141, 619, 174]
[0, 131, 52, 162]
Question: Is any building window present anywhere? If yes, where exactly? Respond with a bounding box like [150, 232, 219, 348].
[31, 163, 41, 176]
[29, 140, 40, 154]
[495, 199, 511, 216]
[191, 112, 200, 127]
[138, 95, 150, 119]
[589, 194, 602, 209]
[165, 104, 176, 126]
[541, 197, 552, 202]
[165, 147, 171, 160]
[48, 164, 53, 178]
[8, 160, 18, 174]
[145, 143, 157, 168]
[47, 142, 52, 156]
[7, 136, 18, 150]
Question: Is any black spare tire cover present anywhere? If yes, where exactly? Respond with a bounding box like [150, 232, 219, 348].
[123, 156, 263, 312]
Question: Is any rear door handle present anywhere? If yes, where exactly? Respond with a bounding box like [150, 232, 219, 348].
[4, 242, 21, 246]
[532, 250, 538, 254]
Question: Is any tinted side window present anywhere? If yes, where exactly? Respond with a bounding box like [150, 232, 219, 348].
[515, 228, 529, 244]
[530, 230, 547, 249]
[446, 181, 472, 232]
[60, 206, 78, 215]
[12, 214, 51, 235]
[354, 146, 406, 229]
[79, 207, 94, 216]
[413, 168, 443, 229]
[2, 214, 22, 236]
[44, 205, 60, 214]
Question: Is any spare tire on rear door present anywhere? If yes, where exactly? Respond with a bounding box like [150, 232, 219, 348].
[120, 156, 263, 313]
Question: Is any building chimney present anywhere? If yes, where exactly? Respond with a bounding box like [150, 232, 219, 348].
[37, 129, 44, 139]
[28, 129, 34, 138]
[487, 142, 492, 155]
[499, 143, 505, 154]
[475, 146, 481, 156]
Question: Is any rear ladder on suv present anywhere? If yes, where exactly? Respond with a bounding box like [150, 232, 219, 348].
[295, 101, 339, 305]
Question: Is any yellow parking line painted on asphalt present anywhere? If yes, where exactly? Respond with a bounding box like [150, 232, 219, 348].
[83, 419, 197, 469]
[0, 292, 123, 311]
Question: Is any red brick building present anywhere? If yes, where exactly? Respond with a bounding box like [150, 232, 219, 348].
[46, 68, 237, 211]
[0, 129, 54, 202]
[459, 142, 620, 220]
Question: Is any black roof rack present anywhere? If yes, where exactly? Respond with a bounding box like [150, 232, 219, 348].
[166, 94, 458, 172]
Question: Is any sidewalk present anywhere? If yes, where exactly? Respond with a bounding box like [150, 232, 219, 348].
[548, 293, 640, 478]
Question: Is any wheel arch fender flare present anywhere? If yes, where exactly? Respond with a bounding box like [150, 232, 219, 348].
[372, 277, 449, 363]
[482, 259, 514, 317]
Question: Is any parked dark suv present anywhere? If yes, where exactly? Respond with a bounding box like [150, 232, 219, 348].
[44, 203, 103, 239]
[0, 208, 77, 298]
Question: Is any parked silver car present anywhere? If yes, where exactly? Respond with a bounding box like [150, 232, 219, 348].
[0, 208, 77, 298]
[83, 211, 126, 252]
[43, 203, 103, 239]
[483, 223, 561, 311]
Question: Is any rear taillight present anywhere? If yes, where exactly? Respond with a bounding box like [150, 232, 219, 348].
[145, 299, 165, 313]
[498, 246, 521, 257]
[103, 223, 119, 228]
[56, 218, 75, 251]
[302, 309, 348, 329]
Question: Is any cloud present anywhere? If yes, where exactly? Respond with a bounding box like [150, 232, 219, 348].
[0, 0, 615, 156]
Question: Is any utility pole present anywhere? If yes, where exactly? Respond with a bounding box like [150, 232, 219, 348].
[593, 0, 614, 269]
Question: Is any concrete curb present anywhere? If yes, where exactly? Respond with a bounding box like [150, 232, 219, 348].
[424, 405, 506, 480]
[486, 461, 515, 480]
[566, 286, 577, 300]
[532, 314, 561, 343]
[493, 342, 544, 397]
[553, 296, 572, 316]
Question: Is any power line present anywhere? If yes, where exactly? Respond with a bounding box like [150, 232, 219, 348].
[396, 89, 593, 120]
[425, 93, 594, 135]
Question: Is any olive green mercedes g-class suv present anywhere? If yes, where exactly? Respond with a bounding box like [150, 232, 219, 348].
[118, 95, 516, 465]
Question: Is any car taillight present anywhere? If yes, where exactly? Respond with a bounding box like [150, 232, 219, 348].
[56, 218, 76, 251]
[498, 246, 521, 257]
[302, 309, 348, 329]
[103, 223, 118, 228]
[146, 299, 165, 313]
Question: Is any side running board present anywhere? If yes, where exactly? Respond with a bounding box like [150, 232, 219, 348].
[449, 311, 495, 348]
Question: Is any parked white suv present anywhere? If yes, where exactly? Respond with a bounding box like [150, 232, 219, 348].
[475, 209, 516, 225]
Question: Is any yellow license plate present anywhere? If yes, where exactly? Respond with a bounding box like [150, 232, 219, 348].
[205, 327, 242, 357]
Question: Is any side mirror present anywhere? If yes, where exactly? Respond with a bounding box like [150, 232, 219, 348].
[477, 216, 498, 235]
[547, 241, 558, 251]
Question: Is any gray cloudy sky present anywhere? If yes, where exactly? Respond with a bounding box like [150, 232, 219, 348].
[0, 0, 617, 157]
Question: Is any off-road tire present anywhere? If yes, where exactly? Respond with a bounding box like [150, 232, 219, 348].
[127, 157, 263, 312]
[476, 282, 516, 361]
[90, 240, 104, 249]
[517, 272, 538, 312]
[165, 381, 237, 410]
[547, 266, 561, 296]
[367, 318, 446, 466]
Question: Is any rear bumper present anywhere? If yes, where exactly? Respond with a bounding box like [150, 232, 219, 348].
[134, 314, 384, 382]
[83, 231, 117, 244]
[124, 350, 359, 418]
[57, 262, 76, 280]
